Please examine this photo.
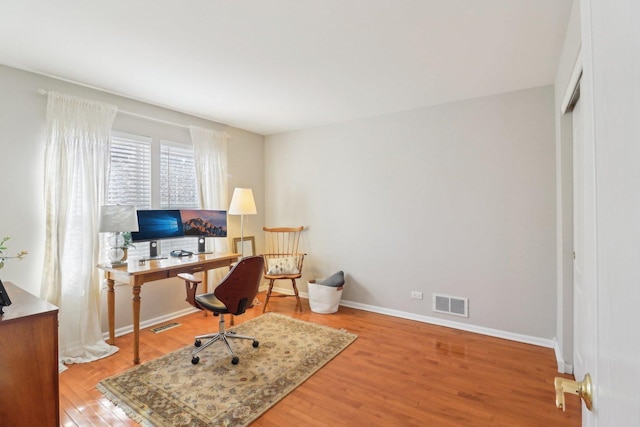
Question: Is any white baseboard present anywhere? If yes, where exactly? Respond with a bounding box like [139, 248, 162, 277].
[553, 337, 574, 374]
[105, 283, 276, 340]
[268, 284, 555, 349]
[107, 286, 556, 353]
[104, 306, 200, 340]
[341, 299, 554, 348]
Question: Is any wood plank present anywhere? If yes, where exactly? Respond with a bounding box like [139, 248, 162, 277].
[59, 292, 580, 426]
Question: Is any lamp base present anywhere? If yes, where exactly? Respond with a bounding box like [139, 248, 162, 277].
[105, 260, 128, 268]
[107, 246, 129, 266]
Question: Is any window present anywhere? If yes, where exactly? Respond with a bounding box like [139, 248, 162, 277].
[107, 133, 199, 257]
[108, 133, 152, 209]
[160, 141, 198, 209]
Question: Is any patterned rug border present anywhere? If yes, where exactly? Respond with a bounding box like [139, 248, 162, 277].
[97, 312, 358, 426]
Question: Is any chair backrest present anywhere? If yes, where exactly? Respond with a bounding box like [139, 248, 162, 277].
[263, 226, 304, 255]
[262, 226, 305, 275]
[214, 255, 264, 315]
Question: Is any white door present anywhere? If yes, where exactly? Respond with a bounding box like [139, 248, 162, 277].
[573, 0, 640, 425]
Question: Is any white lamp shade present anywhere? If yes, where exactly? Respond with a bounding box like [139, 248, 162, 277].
[99, 205, 139, 232]
[228, 188, 257, 215]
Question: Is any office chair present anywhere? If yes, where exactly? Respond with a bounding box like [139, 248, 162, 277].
[179, 255, 264, 365]
[261, 226, 305, 313]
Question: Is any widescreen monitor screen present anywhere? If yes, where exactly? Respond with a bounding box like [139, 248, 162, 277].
[180, 210, 227, 237]
[131, 210, 185, 242]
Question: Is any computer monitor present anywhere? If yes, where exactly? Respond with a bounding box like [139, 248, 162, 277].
[180, 209, 227, 253]
[131, 210, 185, 257]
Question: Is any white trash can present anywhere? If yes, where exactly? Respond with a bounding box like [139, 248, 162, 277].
[308, 279, 343, 314]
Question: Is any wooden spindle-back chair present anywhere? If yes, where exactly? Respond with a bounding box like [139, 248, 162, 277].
[261, 226, 305, 312]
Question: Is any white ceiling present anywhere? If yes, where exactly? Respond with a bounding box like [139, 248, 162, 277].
[0, 0, 573, 135]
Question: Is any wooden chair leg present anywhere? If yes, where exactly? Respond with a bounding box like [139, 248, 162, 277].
[263, 280, 275, 313]
[291, 279, 302, 313]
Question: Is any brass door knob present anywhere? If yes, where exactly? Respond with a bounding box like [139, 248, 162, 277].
[554, 373, 593, 411]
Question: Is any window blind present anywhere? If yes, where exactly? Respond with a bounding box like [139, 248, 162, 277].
[160, 142, 198, 209]
[159, 141, 198, 253]
[107, 134, 152, 209]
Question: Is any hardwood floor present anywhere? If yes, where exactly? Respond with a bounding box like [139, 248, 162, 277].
[59, 292, 581, 426]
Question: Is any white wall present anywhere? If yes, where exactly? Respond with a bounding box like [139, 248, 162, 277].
[265, 86, 557, 340]
[0, 64, 264, 332]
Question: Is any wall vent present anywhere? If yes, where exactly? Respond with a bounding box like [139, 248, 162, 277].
[433, 294, 469, 318]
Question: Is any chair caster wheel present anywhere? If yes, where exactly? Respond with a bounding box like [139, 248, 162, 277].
[194, 339, 201, 347]
[231, 356, 239, 365]
[252, 340, 259, 348]
[191, 356, 200, 365]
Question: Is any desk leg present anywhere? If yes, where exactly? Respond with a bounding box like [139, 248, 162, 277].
[132, 285, 141, 364]
[106, 277, 116, 345]
[202, 270, 209, 317]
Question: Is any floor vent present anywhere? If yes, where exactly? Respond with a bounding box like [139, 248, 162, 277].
[433, 294, 469, 318]
[150, 322, 181, 333]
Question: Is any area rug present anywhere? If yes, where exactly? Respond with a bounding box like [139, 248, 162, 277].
[97, 312, 357, 426]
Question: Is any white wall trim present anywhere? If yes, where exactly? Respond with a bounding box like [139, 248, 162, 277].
[113, 286, 556, 351]
[271, 284, 554, 349]
[103, 306, 200, 340]
[339, 299, 555, 348]
[553, 337, 574, 374]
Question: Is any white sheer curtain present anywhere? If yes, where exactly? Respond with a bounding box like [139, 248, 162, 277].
[190, 126, 230, 282]
[41, 91, 119, 365]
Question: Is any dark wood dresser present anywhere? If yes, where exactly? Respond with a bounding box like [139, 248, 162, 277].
[0, 281, 60, 425]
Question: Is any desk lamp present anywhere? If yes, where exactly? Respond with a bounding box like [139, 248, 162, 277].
[228, 188, 257, 258]
[99, 205, 139, 266]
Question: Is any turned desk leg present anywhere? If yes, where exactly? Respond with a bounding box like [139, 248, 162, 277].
[132, 284, 141, 364]
[106, 277, 115, 345]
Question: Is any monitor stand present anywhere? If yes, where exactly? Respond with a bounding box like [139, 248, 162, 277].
[196, 237, 213, 254]
[150, 240, 159, 258]
[143, 241, 167, 260]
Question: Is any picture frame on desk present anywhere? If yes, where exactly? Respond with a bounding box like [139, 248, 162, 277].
[233, 236, 255, 257]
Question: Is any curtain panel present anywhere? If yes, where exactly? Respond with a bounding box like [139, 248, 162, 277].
[190, 126, 230, 283]
[41, 91, 119, 365]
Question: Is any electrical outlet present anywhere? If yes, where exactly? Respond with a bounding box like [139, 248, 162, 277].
[411, 291, 423, 300]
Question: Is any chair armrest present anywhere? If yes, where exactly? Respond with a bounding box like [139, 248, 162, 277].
[185, 282, 200, 308]
[179, 273, 203, 309]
